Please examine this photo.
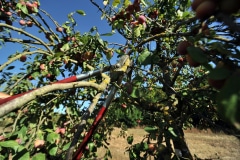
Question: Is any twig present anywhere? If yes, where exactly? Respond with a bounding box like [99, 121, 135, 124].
[0, 23, 54, 54]
[0, 49, 51, 72]
[0, 81, 106, 117]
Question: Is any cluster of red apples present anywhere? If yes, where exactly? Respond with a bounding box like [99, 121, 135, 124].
[110, 0, 147, 27]
[0, 1, 39, 27]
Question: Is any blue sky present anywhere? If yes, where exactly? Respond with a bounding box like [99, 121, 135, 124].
[0, 0, 130, 94]
[0, 0, 125, 66]
[0, 0, 129, 93]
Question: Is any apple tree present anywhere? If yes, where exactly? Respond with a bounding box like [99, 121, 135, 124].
[0, 0, 239, 160]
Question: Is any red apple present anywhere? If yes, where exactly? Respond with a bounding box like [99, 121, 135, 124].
[138, 15, 146, 24]
[178, 57, 184, 63]
[20, 55, 27, 62]
[5, 19, 12, 25]
[19, 19, 26, 26]
[124, 82, 133, 95]
[148, 143, 156, 152]
[5, 11, 12, 16]
[60, 128, 66, 134]
[121, 103, 127, 108]
[191, 0, 204, 11]
[15, 138, 22, 144]
[55, 127, 61, 134]
[126, 4, 135, 14]
[39, 64, 45, 70]
[33, 1, 39, 8]
[56, 27, 63, 32]
[34, 139, 45, 148]
[207, 78, 226, 90]
[26, 1, 33, 9]
[0, 135, 5, 141]
[219, 0, 240, 14]
[27, 21, 33, 27]
[186, 54, 200, 67]
[177, 41, 191, 55]
[28, 75, 34, 80]
[195, 1, 217, 20]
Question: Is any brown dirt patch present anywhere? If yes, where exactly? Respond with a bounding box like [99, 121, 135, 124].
[97, 127, 240, 160]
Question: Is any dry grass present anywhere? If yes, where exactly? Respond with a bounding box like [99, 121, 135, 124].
[97, 127, 240, 160]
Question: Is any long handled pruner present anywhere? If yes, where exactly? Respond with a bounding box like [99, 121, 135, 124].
[0, 56, 127, 107]
[72, 55, 131, 160]
[0, 54, 131, 160]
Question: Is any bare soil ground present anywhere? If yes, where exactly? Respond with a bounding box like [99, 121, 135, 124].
[97, 127, 240, 160]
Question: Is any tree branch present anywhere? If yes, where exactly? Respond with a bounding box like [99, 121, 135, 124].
[0, 23, 54, 54]
[0, 49, 51, 72]
[0, 81, 106, 117]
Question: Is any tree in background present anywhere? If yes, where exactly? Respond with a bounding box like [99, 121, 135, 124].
[0, 0, 239, 159]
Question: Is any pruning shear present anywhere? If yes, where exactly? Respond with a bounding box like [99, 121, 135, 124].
[0, 55, 130, 108]
[72, 55, 131, 160]
[0, 55, 132, 159]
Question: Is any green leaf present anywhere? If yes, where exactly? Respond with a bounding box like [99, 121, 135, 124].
[6, 66, 15, 70]
[0, 140, 19, 152]
[143, 142, 149, 151]
[88, 142, 96, 152]
[100, 32, 115, 36]
[140, 0, 147, 7]
[130, 86, 140, 98]
[208, 67, 232, 80]
[93, 133, 101, 140]
[62, 142, 71, 151]
[144, 126, 158, 133]
[46, 132, 60, 144]
[61, 43, 70, 52]
[112, 0, 120, 7]
[16, 3, 28, 15]
[18, 126, 27, 139]
[127, 135, 134, 145]
[133, 27, 141, 37]
[32, 153, 46, 160]
[168, 127, 177, 137]
[76, 10, 86, 16]
[124, 0, 131, 6]
[48, 144, 58, 156]
[137, 49, 151, 65]
[13, 148, 30, 160]
[217, 72, 240, 129]
[54, 52, 64, 58]
[187, 46, 208, 64]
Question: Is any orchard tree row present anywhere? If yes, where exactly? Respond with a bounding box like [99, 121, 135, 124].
[0, 0, 239, 159]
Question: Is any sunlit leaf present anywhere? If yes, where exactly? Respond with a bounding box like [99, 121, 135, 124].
[127, 135, 134, 144]
[14, 148, 30, 160]
[112, 0, 120, 7]
[168, 127, 177, 137]
[100, 32, 115, 36]
[0, 141, 19, 152]
[144, 126, 158, 133]
[46, 133, 60, 144]
[62, 142, 71, 151]
[137, 49, 151, 65]
[32, 153, 46, 160]
[48, 144, 58, 156]
[76, 10, 86, 16]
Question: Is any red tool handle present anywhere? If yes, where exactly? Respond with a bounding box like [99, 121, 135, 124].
[0, 75, 78, 105]
[73, 106, 107, 160]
